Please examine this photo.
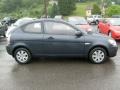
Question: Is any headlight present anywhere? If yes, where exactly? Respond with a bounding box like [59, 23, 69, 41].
[108, 39, 117, 46]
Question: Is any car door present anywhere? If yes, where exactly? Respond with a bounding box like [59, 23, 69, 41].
[42, 21, 85, 56]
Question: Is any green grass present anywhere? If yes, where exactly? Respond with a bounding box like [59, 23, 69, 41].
[72, 3, 87, 16]
[70, 2, 94, 17]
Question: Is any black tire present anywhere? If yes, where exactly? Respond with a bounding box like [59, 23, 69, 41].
[89, 47, 107, 64]
[14, 48, 32, 64]
[95, 20, 99, 25]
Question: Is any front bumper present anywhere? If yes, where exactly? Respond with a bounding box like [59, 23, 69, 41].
[108, 45, 118, 57]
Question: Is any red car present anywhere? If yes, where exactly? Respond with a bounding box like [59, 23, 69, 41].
[68, 16, 92, 32]
[98, 18, 120, 40]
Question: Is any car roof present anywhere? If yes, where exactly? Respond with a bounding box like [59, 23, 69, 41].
[18, 18, 69, 27]
[13, 17, 36, 26]
[24, 18, 65, 23]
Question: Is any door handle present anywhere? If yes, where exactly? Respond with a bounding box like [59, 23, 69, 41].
[48, 37, 54, 39]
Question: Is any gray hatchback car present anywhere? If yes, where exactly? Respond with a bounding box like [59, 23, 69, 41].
[6, 19, 118, 64]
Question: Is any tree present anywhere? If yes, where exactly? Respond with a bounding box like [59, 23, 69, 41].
[0, 0, 22, 13]
[96, 0, 111, 7]
[92, 4, 101, 14]
[50, 4, 59, 18]
[58, 0, 76, 16]
[0, 0, 45, 18]
[106, 5, 120, 17]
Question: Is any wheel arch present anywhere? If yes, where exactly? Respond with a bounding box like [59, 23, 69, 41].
[88, 45, 109, 57]
[12, 45, 32, 57]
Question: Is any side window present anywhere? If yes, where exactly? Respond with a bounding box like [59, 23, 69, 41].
[44, 22, 76, 35]
[23, 22, 42, 33]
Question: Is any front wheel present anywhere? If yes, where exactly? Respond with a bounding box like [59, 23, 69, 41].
[14, 48, 32, 64]
[89, 47, 107, 64]
[96, 20, 99, 25]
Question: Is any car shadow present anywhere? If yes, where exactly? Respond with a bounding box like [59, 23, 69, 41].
[29, 56, 111, 65]
[32, 57, 88, 64]
[11, 57, 116, 81]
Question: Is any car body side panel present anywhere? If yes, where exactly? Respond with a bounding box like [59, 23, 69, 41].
[43, 34, 85, 56]
[11, 28, 44, 55]
[84, 34, 118, 57]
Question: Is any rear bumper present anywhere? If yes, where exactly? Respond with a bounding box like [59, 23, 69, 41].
[6, 45, 13, 55]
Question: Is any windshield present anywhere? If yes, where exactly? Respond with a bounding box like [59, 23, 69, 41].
[109, 19, 120, 26]
[68, 18, 88, 25]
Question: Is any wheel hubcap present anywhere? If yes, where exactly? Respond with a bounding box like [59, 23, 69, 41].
[16, 50, 28, 63]
[92, 50, 105, 63]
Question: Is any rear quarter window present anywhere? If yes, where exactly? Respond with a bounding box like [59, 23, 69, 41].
[22, 22, 42, 33]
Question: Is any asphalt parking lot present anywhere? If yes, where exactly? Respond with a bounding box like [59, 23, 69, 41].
[0, 25, 120, 90]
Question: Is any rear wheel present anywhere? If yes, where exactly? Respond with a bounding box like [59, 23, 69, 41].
[89, 47, 107, 64]
[14, 48, 32, 64]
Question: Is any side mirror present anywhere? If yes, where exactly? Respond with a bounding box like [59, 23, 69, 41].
[75, 31, 82, 37]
